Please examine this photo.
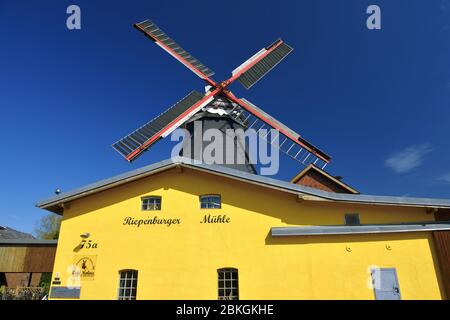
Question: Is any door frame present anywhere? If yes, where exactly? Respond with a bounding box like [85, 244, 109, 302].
[371, 267, 401, 300]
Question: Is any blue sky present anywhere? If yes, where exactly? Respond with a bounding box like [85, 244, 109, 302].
[0, 0, 449, 234]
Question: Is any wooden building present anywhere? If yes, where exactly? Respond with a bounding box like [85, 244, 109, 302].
[290, 164, 359, 194]
[433, 209, 450, 299]
[0, 226, 57, 288]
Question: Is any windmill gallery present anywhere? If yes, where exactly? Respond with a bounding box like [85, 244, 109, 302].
[37, 19, 450, 300]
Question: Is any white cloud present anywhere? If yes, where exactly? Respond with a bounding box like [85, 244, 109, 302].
[384, 143, 432, 173]
[438, 173, 450, 183]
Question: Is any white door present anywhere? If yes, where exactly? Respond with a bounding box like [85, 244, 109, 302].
[371, 268, 401, 300]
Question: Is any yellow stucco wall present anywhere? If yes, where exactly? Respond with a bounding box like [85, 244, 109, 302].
[49, 167, 445, 300]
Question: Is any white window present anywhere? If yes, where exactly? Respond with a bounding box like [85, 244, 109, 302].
[142, 196, 161, 211]
[218, 268, 238, 300]
[200, 195, 221, 209]
[117, 270, 138, 300]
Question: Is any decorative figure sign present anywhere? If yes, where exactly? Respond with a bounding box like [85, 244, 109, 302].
[73, 255, 97, 281]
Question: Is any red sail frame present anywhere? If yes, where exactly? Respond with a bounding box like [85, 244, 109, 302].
[115, 21, 331, 165]
[223, 92, 331, 164]
[125, 87, 221, 162]
[134, 21, 217, 87]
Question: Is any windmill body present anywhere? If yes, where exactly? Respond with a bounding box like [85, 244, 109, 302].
[112, 20, 332, 173]
[181, 95, 257, 173]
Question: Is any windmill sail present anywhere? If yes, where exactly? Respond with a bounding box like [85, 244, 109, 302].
[134, 20, 215, 82]
[114, 19, 332, 168]
[231, 39, 293, 89]
[112, 91, 216, 162]
[225, 95, 331, 169]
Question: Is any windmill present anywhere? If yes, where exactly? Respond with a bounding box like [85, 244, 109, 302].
[112, 19, 331, 172]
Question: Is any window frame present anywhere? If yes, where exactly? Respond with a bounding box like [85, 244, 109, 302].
[217, 268, 239, 300]
[200, 194, 222, 209]
[344, 213, 361, 226]
[141, 196, 162, 211]
[117, 269, 138, 300]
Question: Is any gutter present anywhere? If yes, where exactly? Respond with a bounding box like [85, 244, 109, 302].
[271, 223, 450, 237]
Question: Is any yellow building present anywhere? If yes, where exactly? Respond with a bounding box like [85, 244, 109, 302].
[37, 158, 450, 300]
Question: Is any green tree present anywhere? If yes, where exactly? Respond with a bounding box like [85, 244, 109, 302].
[34, 214, 61, 240]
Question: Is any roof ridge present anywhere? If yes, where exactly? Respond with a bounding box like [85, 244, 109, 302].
[0, 225, 36, 240]
[36, 157, 450, 213]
